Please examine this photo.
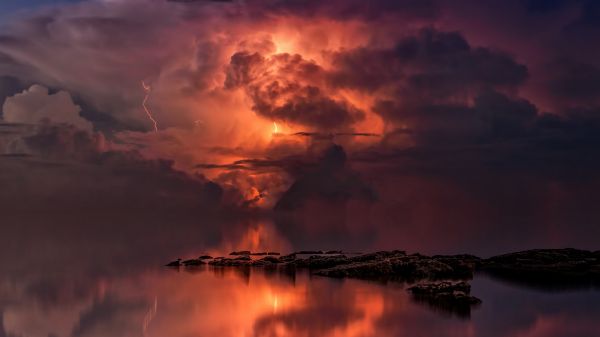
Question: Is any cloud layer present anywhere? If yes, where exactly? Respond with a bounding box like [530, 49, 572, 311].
[0, 0, 600, 253]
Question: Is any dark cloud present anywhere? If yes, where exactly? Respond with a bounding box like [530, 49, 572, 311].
[256, 86, 364, 129]
[373, 90, 537, 146]
[523, 0, 577, 13]
[1, 0, 600, 256]
[250, 0, 439, 21]
[0, 76, 25, 114]
[225, 29, 528, 132]
[275, 145, 376, 211]
[23, 122, 104, 160]
[564, 0, 600, 32]
[225, 51, 365, 129]
[544, 59, 600, 107]
[330, 28, 528, 95]
[0, 123, 224, 212]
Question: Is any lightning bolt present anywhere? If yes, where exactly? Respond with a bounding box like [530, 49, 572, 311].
[142, 81, 159, 132]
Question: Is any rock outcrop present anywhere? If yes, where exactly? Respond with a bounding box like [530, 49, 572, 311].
[480, 248, 600, 288]
[315, 251, 478, 281]
[407, 281, 481, 318]
[230, 251, 251, 256]
[165, 248, 600, 314]
[165, 258, 181, 267]
[183, 258, 204, 266]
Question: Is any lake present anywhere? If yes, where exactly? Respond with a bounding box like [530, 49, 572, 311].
[2, 263, 600, 337]
[1, 214, 599, 337]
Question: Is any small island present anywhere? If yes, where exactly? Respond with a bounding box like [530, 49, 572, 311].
[166, 248, 600, 317]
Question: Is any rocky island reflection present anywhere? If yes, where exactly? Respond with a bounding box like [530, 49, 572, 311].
[1, 212, 599, 337]
[4, 265, 600, 337]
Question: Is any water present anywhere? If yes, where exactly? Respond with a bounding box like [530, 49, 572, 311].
[1, 214, 599, 337]
[2, 263, 599, 337]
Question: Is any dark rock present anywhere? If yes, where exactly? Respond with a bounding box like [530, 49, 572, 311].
[261, 256, 281, 263]
[251, 252, 268, 256]
[432, 254, 482, 278]
[408, 281, 471, 295]
[165, 258, 181, 267]
[290, 254, 349, 269]
[294, 250, 324, 255]
[316, 259, 393, 278]
[481, 248, 600, 289]
[280, 253, 296, 262]
[199, 255, 213, 260]
[407, 281, 481, 318]
[183, 259, 204, 266]
[209, 256, 252, 266]
[230, 250, 251, 256]
[325, 250, 343, 254]
[251, 256, 281, 266]
[267, 252, 281, 255]
[315, 253, 476, 281]
[347, 250, 406, 263]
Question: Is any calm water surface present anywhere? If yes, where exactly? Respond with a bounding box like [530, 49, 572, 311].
[1, 214, 599, 337]
[2, 266, 600, 337]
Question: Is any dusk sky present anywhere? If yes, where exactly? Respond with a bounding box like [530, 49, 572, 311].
[2, 2, 600, 337]
[1, 0, 600, 254]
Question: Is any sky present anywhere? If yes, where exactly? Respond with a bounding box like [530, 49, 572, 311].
[0, 0, 83, 20]
[1, 0, 600, 254]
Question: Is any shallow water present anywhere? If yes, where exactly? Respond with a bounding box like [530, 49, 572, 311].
[2, 264, 599, 337]
[1, 213, 599, 337]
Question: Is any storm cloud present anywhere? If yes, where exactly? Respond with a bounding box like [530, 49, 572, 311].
[0, 0, 600, 253]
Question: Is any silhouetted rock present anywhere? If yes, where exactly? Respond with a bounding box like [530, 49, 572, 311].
[432, 254, 482, 278]
[230, 250, 251, 256]
[209, 256, 252, 266]
[294, 250, 324, 255]
[315, 252, 476, 281]
[347, 250, 406, 263]
[199, 255, 213, 259]
[481, 248, 600, 288]
[407, 281, 481, 318]
[251, 252, 268, 256]
[267, 252, 281, 255]
[169, 248, 600, 292]
[279, 253, 296, 262]
[252, 256, 281, 266]
[183, 258, 204, 266]
[262, 256, 281, 263]
[325, 250, 343, 254]
[165, 258, 182, 267]
[290, 254, 349, 269]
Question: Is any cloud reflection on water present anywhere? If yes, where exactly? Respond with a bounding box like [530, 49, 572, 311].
[1, 265, 600, 337]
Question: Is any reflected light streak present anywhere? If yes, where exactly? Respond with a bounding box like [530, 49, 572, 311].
[142, 296, 158, 336]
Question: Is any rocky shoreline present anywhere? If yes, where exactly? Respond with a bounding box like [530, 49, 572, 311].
[165, 248, 600, 317]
